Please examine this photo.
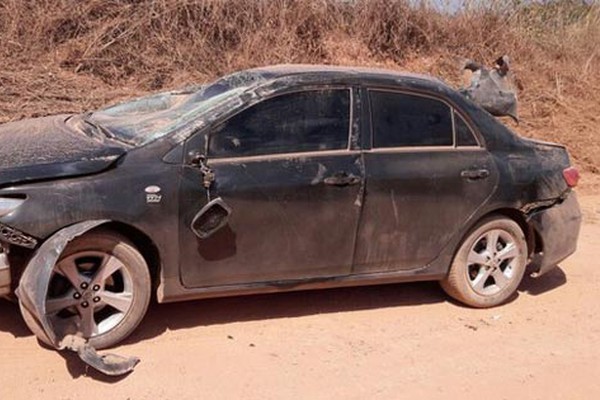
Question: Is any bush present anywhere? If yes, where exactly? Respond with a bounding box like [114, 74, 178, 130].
[0, 0, 598, 172]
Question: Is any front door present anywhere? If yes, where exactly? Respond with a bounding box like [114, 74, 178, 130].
[179, 87, 364, 288]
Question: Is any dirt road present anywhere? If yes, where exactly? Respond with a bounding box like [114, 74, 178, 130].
[0, 195, 598, 400]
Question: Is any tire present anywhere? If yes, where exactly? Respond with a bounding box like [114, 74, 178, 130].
[20, 231, 151, 349]
[441, 216, 527, 308]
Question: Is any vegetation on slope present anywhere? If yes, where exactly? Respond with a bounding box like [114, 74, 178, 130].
[0, 0, 598, 172]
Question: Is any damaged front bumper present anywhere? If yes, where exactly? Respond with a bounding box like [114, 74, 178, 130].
[527, 191, 582, 277]
[0, 222, 38, 297]
[0, 245, 10, 297]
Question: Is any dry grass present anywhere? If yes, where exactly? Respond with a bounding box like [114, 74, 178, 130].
[0, 0, 598, 173]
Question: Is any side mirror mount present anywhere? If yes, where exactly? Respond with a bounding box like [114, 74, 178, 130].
[189, 151, 206, 168]
[190, 197, 232, 239]
[188, 150, 215, 189]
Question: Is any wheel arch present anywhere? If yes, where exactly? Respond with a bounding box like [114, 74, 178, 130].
[441, 208, 533, 307]
[468, 208, 540, 257]
[92, 221, 162, 293]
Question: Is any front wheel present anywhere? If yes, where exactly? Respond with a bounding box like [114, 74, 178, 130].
[441, 216, 528, 308]
[20, 231, 151, 349]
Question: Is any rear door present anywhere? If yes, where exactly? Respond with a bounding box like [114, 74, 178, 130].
[179, 87, 364, 288]
[353, 89, 498, 273]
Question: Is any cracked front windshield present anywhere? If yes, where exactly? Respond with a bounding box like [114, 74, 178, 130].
[86, 73, 262, 146]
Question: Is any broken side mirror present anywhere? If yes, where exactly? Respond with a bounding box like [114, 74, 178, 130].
[191, 197, 232, 239]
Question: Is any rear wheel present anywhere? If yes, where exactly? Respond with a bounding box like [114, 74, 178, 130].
[441, 216, 527, 308]
[20, 232, 151, 349]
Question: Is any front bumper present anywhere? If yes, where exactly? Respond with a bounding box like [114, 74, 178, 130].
[528, 191, 582, 277]
[0, 222, 39, 297]
[0, 246, 10, 297]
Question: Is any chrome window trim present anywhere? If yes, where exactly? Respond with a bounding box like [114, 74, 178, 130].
[452, 108, 483, 147]
[364, 146, 485, 154]
[451, 105, 457, 147]
[208, 87, 354, 160]
[347, 87, 354, 151]
[209, 149, 362, 165]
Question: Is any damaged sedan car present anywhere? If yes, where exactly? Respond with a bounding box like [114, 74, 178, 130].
[0, 65, 581, 368]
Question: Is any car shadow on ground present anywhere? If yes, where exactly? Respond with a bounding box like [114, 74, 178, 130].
[0, 280, 446, 345]
[0, 265, 567, 351]
[124, 280, 446, 346]
[518, 265, 567, 296]
[0, 299, 31, 338]
[125, 266, 567, 346]
[0, 266, 568, 382]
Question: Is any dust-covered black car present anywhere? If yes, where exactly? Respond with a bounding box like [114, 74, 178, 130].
[0, 65, 581, 363]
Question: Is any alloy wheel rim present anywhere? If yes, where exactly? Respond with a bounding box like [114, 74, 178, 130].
[45, 251, 134, 338]
[466, 229, 519, 296]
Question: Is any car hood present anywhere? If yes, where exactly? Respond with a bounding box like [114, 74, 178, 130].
[0, 115, 128, 187]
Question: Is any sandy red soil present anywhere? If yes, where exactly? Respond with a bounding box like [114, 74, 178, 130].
[0, 195, 598, 400]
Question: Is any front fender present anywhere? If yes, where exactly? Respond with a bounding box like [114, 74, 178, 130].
[15, 219, 141, 376]
[15, 220, 109, 346]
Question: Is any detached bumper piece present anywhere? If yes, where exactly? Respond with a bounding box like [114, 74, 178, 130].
[16, 220, 140, 376]
[528, 192, 582, 277]
[60, 335, 140, 376]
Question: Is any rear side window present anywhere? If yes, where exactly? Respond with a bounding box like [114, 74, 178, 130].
[209, 89, 350, 158]
[454, 110, 479, 146]
[370, 91, 453, 147]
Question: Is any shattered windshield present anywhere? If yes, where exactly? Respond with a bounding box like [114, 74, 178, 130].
[85, 71, 265, 146]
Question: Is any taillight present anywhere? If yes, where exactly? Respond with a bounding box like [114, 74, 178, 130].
[563, 166, 580, 187]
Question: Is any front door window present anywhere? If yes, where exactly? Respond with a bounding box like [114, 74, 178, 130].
[209, 89, 351, 158]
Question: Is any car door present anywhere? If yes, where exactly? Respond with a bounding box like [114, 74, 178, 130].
[179, 87, 364, 288]
[353, 88, 498, 273]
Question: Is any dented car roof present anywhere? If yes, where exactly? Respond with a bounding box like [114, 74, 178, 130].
[247, 64, 445, 83]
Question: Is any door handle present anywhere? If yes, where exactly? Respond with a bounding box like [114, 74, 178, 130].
[324, 172, 361, 186]
[461, 168, 490, 180]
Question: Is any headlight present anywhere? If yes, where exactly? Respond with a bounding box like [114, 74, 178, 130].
[0, 197, 25, 217]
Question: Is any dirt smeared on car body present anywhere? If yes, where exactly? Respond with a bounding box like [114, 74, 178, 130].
[0, 64, 581, 376]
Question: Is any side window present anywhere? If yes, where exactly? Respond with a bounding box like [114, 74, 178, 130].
[209, 89, 350, 158]
[454, 110, 479, 146]
[370, 91, 453, 147]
